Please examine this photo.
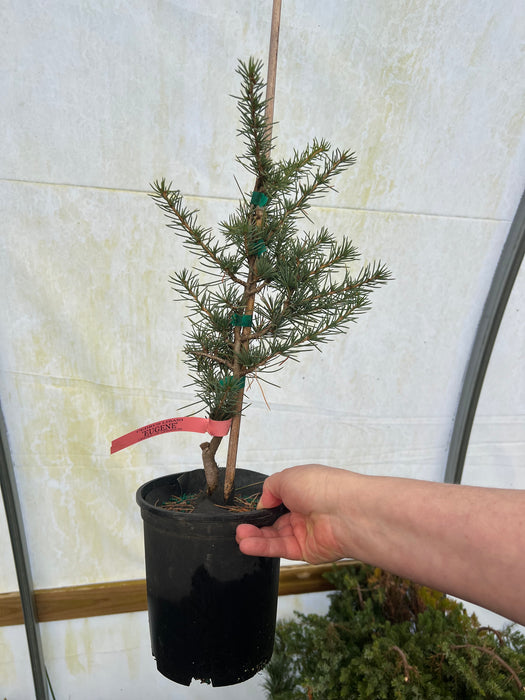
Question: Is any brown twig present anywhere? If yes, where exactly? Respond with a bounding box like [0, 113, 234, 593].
[200, 435, 222, 494]
[449, 645, 525, 692]
[191, 351, 234, 370]
[390, 645, 418, 683]
[355, 582, 364, 610]
[477, 626, 505, 646]
[236, 479, 265, 491]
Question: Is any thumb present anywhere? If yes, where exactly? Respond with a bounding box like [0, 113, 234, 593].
[257, 477, 283, 510]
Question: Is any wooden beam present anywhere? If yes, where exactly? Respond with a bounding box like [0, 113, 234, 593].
[0, 579, 147, 627]
[278, 560, 356, 596]
[0, 561, 355, 627]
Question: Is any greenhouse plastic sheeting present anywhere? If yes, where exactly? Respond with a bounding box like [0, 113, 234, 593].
[1, 1, 524, 698]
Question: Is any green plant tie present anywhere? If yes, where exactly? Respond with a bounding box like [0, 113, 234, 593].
[251, 191, 269, 207]
[219, 376, 246, 389]
[249, 239, 267, 256]
[231, 313, 253, 327]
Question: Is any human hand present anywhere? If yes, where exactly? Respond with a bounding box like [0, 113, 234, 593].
[236, 464, 353, 563]
[243, 465, 525, 625]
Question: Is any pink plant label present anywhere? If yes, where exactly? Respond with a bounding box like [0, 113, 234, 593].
[110, 417, 232, 454]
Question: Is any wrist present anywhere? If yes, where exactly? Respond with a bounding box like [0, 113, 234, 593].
[329, 469, 370, 559]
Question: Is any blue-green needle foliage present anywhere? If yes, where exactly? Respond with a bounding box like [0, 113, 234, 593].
[150, 58, 391, 421]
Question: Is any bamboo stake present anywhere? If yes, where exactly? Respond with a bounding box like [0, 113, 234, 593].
[224, 0, 282, 501]
[265, 0, 282, 138]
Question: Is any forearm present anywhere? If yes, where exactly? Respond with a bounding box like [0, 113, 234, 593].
[337, 472, 525, 624]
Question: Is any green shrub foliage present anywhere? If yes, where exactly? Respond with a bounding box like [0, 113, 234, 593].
[264, 564, 525, 699]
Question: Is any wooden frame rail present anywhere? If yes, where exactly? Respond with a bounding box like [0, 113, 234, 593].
[0, 561, 356, 627]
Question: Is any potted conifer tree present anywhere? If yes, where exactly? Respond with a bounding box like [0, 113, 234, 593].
[116, 58, 391, 687]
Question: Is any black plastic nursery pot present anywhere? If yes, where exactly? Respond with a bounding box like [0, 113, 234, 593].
[136, 468, 285, 687]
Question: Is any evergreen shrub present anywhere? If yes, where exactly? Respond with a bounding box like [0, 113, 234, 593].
[264, 563, 525, 699]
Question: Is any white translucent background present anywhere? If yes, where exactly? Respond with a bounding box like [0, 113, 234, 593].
[1, 1, 524, 697]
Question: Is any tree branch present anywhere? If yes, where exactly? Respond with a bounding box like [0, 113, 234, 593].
[189, 351, 234, 371]
[153, 182, 247, 287]
[200, 436, 222, 495]
[268, 151, 355, 241]
[390, 646, 418, 683]
[450, 645, 525, 692]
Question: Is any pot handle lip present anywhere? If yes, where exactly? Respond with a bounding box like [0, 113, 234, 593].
[257, 502, 289, 520]
[268, 503, 289, 515]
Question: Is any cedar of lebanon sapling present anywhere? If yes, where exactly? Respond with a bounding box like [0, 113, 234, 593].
[150, 58, 391, 503]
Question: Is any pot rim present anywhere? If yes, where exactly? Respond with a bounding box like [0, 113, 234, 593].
[136, 468, 287, 524]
